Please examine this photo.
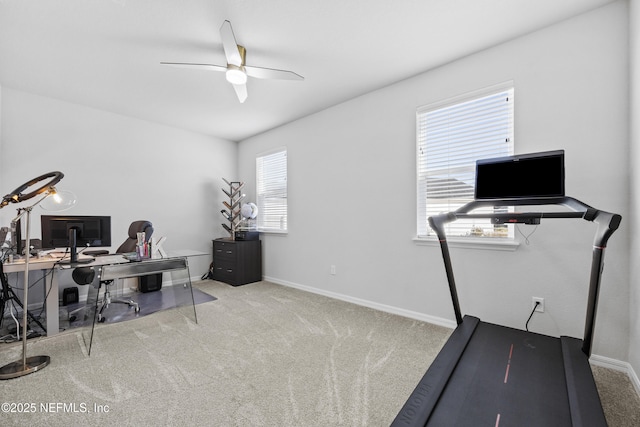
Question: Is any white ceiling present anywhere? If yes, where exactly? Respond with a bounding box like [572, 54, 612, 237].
[0, 0, 616, 142]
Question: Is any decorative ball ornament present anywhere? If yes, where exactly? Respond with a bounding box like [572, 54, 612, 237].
[241, 202, 258, 219]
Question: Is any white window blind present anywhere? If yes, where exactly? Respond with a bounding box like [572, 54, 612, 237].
[256, 148, 287, 232]
[417, 86, 514, 238]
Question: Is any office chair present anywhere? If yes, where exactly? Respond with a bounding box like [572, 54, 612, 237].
[85, 220, 154, 256]
[98, 220, 153, 323]
[118, 221, 163, 293]
[115, 220, 153, 254]
[98, 220, 154, 322]
[68, 266, 96, 323]
[68, 221, 155, 324]
[69, 263, 141, 325]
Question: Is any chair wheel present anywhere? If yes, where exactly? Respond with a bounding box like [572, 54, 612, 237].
[98, 317, 106, 323]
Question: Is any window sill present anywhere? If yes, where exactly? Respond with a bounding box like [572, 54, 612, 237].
[413, 236, 519, 251]
[258, 229, 288, 236]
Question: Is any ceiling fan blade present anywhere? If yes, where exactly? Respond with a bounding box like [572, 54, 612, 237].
[232, 83, 248, 103]
[220, 20, 242, 66]
[244, 65, 304, 81]
[160, 62, 227, 72]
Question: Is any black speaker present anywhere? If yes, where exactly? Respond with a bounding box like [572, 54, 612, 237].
[234, 230, 259, 241]
[62, 287, 79, 306]
[139, 273, 162, 293]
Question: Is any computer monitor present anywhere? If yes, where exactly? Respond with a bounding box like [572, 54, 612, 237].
[12, 217, 22, 256]
[41, 215, 111, 264]
[474, 150, 565, 200]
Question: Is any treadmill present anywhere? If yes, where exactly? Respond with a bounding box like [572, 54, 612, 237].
[392, 151, 621, 427]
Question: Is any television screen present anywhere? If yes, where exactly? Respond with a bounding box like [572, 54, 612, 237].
[474, 150, 565, 200]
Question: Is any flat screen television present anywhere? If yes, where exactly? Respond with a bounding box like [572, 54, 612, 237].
[474, 150, 565, 200]
[41, 215, 111, 263]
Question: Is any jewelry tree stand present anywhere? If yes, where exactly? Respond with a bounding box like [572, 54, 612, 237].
[221, 178, 245, 239]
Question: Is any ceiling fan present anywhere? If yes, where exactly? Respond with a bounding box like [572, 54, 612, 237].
[161, 20, 303, 103]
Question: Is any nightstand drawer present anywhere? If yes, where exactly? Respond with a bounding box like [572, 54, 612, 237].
[214, 261, 236, 281]
[213, 244, 236, 261]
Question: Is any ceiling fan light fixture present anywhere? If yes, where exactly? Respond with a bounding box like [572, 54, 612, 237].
[162, 21, 302, 103]
[226, 65, 247, 85]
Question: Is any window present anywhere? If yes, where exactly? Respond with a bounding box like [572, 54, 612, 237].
[417, 84, 514, 238]
[256, 147, 288, 232]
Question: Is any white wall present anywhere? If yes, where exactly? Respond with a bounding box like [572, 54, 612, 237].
[0, 84, 2, 194]
[239, 2, 630, 361]
[629, 0, 640, 385]
[0, 88, 237, 297]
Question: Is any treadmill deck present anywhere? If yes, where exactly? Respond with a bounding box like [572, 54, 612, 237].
[392, 316, 606, 427]
[428, 320, 571, 426]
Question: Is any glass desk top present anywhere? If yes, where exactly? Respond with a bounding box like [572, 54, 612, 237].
[67, 255, 198, 356]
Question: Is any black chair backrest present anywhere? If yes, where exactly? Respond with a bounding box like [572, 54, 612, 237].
[116, 220, 154, 254]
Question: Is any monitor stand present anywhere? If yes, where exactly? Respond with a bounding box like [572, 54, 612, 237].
[56, 228, 94, 265]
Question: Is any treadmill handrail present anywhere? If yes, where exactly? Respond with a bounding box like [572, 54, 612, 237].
[454, 196, 596, 215]
[427, 196, 621, 356]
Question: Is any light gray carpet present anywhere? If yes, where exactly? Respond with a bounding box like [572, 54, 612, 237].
[1, 280, 639, 426]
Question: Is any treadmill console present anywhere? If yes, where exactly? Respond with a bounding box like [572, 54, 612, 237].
[475, 150, 565, 200]
[490, 216, 541, 225]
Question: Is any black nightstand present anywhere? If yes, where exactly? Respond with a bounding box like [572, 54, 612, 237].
[212, 239, 262, 286]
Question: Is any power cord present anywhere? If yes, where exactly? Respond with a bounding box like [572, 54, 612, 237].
[525, 301, 541, 332]
[10, 303, 20, 340]
[33, 267, 56, 320]
[1, 256, 54, 333]
[52, 247, 71, 263]
[516, 224, 538, 245]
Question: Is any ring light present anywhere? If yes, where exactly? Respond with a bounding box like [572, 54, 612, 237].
[0, 171, 64, 209]
[0, 171, 67, 380]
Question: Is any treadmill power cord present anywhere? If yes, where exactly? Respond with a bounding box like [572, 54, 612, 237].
[516, 224, 538, 245]
[525, 301, 541, 331]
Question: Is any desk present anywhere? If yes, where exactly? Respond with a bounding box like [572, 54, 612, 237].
[3, 256, 60, 337]
[2, 250, 206, 337]
[81, 253, 201, 355]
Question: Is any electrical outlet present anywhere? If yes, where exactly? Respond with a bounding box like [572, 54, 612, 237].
[330, 265, 336, 275]
[532, 297, 545, 313]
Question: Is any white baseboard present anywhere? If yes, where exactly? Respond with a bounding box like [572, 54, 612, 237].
[590, 354, 640, 396]
[264, 275, 457, 330]
[264, 275, 640, 398]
